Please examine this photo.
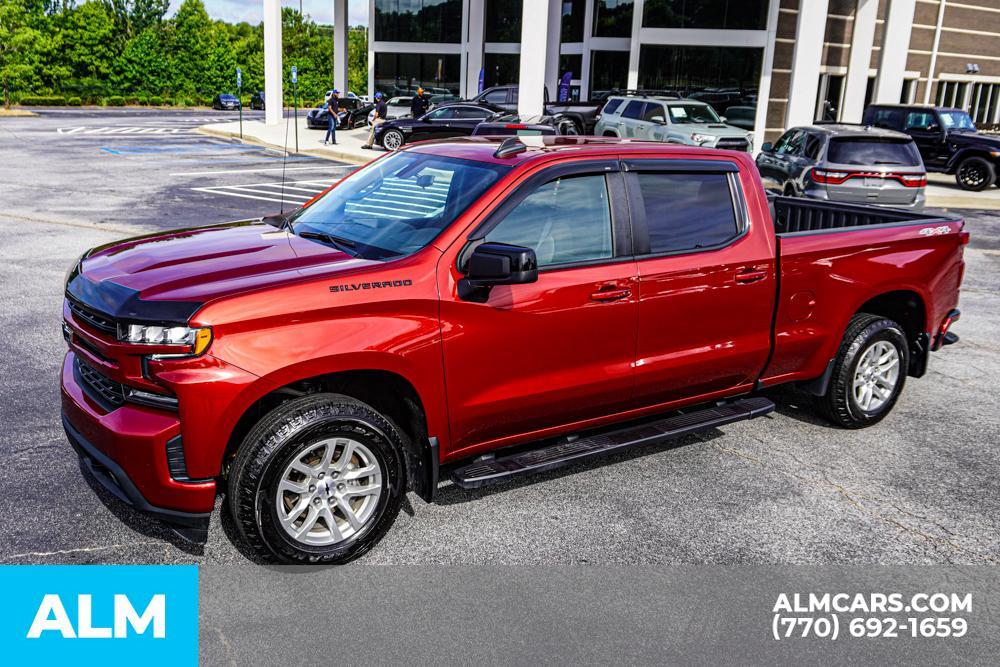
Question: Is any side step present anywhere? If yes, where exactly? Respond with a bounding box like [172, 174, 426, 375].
[450, 396, 775, 489]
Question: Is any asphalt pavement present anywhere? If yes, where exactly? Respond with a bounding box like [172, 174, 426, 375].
[1, 108, 998, 565]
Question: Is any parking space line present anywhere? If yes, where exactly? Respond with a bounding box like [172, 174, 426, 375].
[225, 186, 313, 200]
[191, 187, 308, 205]
[171, 166, 348, 176]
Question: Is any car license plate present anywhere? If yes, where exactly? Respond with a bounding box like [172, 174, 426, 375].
[864, 177, 883, 188]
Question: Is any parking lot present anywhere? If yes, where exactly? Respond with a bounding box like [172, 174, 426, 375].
[2, 108, 999, 565]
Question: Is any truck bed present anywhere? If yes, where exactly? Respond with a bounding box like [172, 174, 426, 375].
[768, 195, 951, 235]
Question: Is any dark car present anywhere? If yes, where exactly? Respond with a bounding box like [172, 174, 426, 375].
[212, 93, 241, 110]
[470, 85, 605, 134]
[306, 97, 375, 130]
[373, 102, 505, 150]
[723, 105, 756, 131]
[756, 124, 926, 210]
[250, 91, 265, 110]
[864, 103, 1000, 190]
[470, 114, 561, 137]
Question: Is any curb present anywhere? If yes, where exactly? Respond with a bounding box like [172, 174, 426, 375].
[196, 126, 370, 166]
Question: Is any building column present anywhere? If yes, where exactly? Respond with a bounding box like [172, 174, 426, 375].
[784, 0, 828, 128]
[752, 0, 781, 152]
[923, 0, 948, 104]
[333, 0, 349, 94]
[263, 0, 283, 126]
[518, 0, 551, 116]
[465, 0, 485, 98]
[841, 0, 878, 122]
[874, 0, 916, 104]
[626, 0, 645, 90]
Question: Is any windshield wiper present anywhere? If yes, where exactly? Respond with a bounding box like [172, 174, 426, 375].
[297, 230, 360, 257]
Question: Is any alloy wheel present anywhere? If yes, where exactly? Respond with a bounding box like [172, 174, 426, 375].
[852, 340, 900, 412]
[382, 130, 403, 150]
[958, 162, 988, 188]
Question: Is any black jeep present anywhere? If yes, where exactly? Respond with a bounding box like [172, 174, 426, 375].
[864, 104, 1000, 191]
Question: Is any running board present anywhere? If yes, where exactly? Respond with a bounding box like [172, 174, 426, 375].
[450, 396, 775, 489]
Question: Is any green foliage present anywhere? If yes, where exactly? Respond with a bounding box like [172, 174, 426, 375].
[148, 94, 162, 105]
[19, 95, 66, 105]
[2, 0, 371, 107]
[67, 96, 83, 105]
[161, 96, 173, 105]
[105, 95, 126, 105]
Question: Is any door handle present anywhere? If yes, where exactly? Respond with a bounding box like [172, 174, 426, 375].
[735, 269, 768, 284]
[590, 287, 631, 302]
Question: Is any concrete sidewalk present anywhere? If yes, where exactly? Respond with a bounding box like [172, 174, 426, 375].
[199, 116, 382, 165]
[199, 116, 1000, 209]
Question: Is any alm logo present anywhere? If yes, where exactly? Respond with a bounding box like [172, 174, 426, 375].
[27, 593, 166, 639]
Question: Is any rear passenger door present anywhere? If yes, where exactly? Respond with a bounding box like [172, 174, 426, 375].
[623, 159, 776, 407]
[620, 100, 646, 138]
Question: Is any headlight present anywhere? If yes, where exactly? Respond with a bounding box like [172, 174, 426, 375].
[691, 133, 714, 145]
[119, 323, 212, 356]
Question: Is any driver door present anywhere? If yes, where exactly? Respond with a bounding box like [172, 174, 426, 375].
[438, 161, 638, 456]
[904, 111, 947, 168]
[411, 107, 456, 142]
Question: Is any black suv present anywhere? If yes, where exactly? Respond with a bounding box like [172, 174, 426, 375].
[864, 104, 1000, 191]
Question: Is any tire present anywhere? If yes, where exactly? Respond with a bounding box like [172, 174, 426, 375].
[381, 129, 405, 151]
[814, 314, 909, 429]
[955, 156, 996, 191]
[228, 393, 406, 564]
[783, 183, 797, 197]
[602, 131, 617, 137]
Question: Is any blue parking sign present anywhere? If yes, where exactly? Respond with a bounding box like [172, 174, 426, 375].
[236, 67, 242, 88]
[291, 66, 297, 84]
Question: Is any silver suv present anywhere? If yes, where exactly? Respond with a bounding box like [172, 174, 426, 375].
[594, 96, 754, 152]
[756, 124, 927, 210]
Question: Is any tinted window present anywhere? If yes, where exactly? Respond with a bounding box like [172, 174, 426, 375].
[643, 0, 767, 29]
[593, 0, 634, 37]
[424, 107, 456, 119]
[635, 172, 739, 254]
[904, 111, 936, 130]
[643, 102, 665, 122]
[453, 106, 494, 119]
[483, 89, 508, 104]
[866, 107, 903, 130]
[374, 0, 463, 43]
[292, 152, 508, 259]
[826, 139, 922, 166]
[622, 100, 645, 119]
[803, 133, 823, 160]
[602, 98, 624, 114]
[774, 129, 804, 155]
[485, 174, 613, 267]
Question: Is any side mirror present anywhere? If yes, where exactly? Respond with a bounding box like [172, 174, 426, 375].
[719, 115, 727, 123]
[458, 242, 538, 301]
[650, 115, 666, 124]
[761, 142, 773, 153]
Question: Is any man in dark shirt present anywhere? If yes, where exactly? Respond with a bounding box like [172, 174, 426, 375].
[410, 87, 428, 118]
[323, 89, 339, 145]
[362, 92, 388, 149]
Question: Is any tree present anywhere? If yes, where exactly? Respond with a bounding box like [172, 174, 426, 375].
[101, 0, 169, 43]
[0, 0, 56, 105]
[172, 0, 213, 94]
[63, 0, 117, 80]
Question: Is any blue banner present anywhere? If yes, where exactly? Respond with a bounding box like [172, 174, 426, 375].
[0, 565, 198, 665]
[558, 71, 573, 102]
[478, 68, 484, 94]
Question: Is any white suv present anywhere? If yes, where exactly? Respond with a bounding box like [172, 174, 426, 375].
[595, 96, 754, 152]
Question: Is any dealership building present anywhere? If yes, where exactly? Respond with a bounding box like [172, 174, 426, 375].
[263, 0, 1000, 143]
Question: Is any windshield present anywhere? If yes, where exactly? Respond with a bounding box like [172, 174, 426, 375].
[667, 104, 721, 124]
[939, 110, 977, 131]
[826, 138, 922, 166]
[289, 151, 509, 260]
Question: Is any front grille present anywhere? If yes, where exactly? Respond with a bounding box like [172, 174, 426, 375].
[67, 298, 117, 336]
[716, 138, 750, 152]
[75, 357, 125, 409]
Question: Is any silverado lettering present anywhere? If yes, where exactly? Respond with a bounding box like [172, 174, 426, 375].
[330, 279, 412, 293]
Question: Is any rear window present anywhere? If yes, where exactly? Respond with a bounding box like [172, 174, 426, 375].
[602, 98, 624, 114]
[635, 172, 740, 254]
[622, 100, 644, 119]
[826, 138, 922, 166]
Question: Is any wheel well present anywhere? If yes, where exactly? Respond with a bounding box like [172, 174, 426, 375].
[857, 290, 927, 375]
[602, 130, 617, 137]
[223, 370, 431, 492]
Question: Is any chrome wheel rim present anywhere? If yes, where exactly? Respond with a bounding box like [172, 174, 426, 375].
[852, 341, 900, 412]
[383, 131, 402, 150]
[275, 438, 382, 546]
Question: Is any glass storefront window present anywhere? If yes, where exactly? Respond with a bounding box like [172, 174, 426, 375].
[374, 52, 461, 97]
[559, 54, 583, 80]
[484, 53, 521, 88]
[590, 50, 630, 99]
[642, 0, 767, 30]
[561, 0, 586, 42]
[637, 45, 762, 114]
[374, 0, 462, 43]
[485, 0, 523, 42]
[593, 0, 633, 38]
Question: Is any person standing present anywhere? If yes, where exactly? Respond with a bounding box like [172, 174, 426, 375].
[362, 92, 388, 150]
[410, 87, 428, 118]
[324, 89, 340, 145]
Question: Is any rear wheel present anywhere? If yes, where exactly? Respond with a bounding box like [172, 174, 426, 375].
[955, 156, 996, 191]
[814, 314, 908, 429]
[381, 129, 405, 151]
[228, 393, 406, 563]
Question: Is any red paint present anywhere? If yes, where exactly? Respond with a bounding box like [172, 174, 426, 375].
[60, 138, 968, 514]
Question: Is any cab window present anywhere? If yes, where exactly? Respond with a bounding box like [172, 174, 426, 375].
[634, 172, 740, 255]
[485, 174, 613, 267]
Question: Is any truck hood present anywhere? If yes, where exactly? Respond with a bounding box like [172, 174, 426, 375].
[948, 130, 1000, 149]
[68, 219, 379, 320]
[686, 123, 750, 137]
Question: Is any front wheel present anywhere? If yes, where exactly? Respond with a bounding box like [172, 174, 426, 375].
[228, 393, 406, 564]
[955, 156, 996, 191]
[381, 129, 405, 151]
[814, 314, 909, 429]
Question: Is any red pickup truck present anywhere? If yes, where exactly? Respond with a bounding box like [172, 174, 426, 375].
[60, 137, 967, 563]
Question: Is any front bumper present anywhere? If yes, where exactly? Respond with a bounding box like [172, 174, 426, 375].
[61, 351, 216, 540]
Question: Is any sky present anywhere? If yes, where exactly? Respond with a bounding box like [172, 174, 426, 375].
[168, 0, 370, 27]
